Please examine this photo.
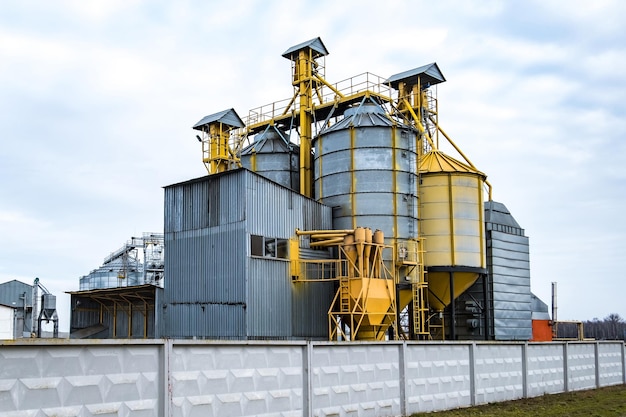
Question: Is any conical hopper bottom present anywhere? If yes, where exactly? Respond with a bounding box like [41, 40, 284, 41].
[427, 271, 479, 311]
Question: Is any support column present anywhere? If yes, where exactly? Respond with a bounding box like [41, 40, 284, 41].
[449, 271, 456, 340]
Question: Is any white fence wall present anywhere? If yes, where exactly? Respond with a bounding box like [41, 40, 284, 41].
[0, 340, 624, 417]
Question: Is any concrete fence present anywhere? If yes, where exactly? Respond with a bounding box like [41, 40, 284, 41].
[0, 340, 624, 416]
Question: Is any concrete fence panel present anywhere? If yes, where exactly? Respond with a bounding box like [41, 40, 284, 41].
[169, 341, 304, 417]
[310, 343, 401, 417]
[527, 343, 565, 396]
[474, 344, 524, 405]
[404, 343, 471, 414]
[0, 341, 162, 417]
[1, 340, 624, 417]
[567, 343, 597, 391]
[598, 342, 624, 387]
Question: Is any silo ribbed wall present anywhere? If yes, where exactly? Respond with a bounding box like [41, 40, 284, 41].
[314, 104, 418, 244]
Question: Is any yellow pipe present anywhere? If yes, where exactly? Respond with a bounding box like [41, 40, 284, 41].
[350, 126, 356, 229]
[313, 74, 345, 99]
[310, 238, 345, 246]
[429, 115, 493, 200]
[402, 99, 437, 150]
[310, 233, 350, 239]
[281, 91, 299, 117]
[297, 49, 313, 197]
[296, 229, 355, 235]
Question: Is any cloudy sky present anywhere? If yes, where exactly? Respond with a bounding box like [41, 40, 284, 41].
[1, 0, 624, 332]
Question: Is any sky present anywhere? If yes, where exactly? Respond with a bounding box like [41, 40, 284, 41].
[1, 0, 625, 333]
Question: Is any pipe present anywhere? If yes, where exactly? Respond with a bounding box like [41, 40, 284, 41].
[296, 229, 355, 235]
[429, 115, 493, 201]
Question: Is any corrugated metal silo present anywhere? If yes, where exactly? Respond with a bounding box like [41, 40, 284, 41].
[240, 126, 300, 191]
[419, 150, 487, 314]
[313, 101, 418, 245]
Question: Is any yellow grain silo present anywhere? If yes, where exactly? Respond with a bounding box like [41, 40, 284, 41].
[419, 150, 487, 314]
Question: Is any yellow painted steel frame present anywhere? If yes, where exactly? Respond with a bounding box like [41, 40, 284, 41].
[200, 122, 242, 175]
[328, 241, 398, 341]
[292, 229, 399, 341]
[296, 49, 314, 197]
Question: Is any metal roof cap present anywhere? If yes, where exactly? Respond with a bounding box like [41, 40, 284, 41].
[387, 62, 446, 90]
[193, 108, 244, 130]
[282, 37, 329, 60]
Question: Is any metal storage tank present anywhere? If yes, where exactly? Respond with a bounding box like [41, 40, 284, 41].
[419, 150, 487, 313]
[78, 257, 142, 290]
[313, 101, 418, 246]
[240, 126, 300, 191]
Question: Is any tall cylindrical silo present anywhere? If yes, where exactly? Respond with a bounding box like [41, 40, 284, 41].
[419, 150, 487, 312]
[240, 126, 300, 191]
[313, 102, 418, 246]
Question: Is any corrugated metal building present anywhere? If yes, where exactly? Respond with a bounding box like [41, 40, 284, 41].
[68, 285, 163, 339]
[0, 280, 33, 337]
[161, 168, 334, 339]
[453, 201, 532, 340]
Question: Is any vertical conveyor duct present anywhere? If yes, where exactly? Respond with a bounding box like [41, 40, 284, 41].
[281, 37, 329, 198]
[193, 108, 245, 175]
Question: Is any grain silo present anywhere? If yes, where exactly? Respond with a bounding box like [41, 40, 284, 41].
[157, 36, 542, 342]
[240, 125, 300, 191]
[418, 150, 488, 339]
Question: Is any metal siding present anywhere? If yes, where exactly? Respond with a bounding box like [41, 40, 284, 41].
[292, 281, 335, 338]
[164, 222, 247, 338]
[244, 171, 333, 339]
[0, 280, 33, 307]
[489, 230, 532, 340]
[164, 170, 332, 339]
[314, 121, 418, 244]
[247, 258, 292, 338]
[246, 171, 332, 238]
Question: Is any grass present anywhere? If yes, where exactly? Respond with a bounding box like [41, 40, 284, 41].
[411, 384, 626, 417]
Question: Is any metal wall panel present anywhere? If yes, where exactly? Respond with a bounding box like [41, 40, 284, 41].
[164, 169, 333, 339]
[170, 342, 304, 417]
[567, 343, 597, 390]
[246, 171, 332, 238]
[405, 344, 471, 414]
[489, 230, 531, 340]
[163, 223, 247, 338]
[527, 343, 565, 396]
[474, 344, 524, 404]
[0, 342, 161, 416]
[292, 281, 335, 339]
[311, 343, 401, 417]
[0, 280, 32, 306]
[247, 258, 292, 338]
[598, 342, 623, 386]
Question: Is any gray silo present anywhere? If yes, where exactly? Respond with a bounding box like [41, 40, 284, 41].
[313, 101, 418, 245]
[240, 126, 300, 191]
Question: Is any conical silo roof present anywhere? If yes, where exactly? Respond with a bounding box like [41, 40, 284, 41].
[419, 150, 486, 178]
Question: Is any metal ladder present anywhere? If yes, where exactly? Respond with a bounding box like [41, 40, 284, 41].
[339, 276, 351, 313]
